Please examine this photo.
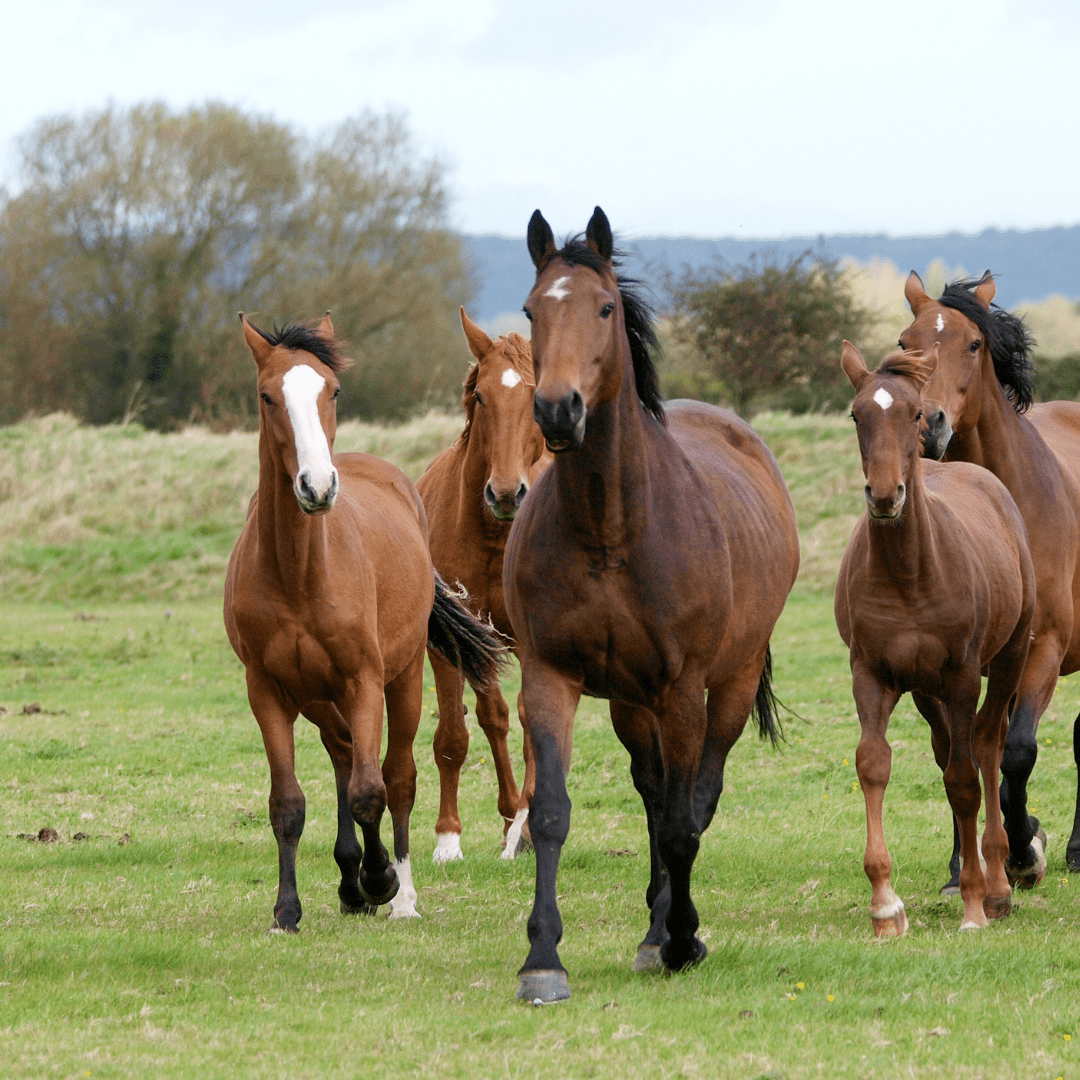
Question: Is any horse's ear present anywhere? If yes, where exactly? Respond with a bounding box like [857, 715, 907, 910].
[460, 307, 493, 361]
[240, 313, 272, 367]
[527, 210, 556, 270]
[315, 310, 335, 341]
[841, 340, 869, 390]
[585, 206, 613, 262]
[904, 270, 931, 315]
[974, 270, 996, 310]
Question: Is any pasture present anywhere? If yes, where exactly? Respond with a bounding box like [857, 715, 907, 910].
[2, 413, 1080, 1078]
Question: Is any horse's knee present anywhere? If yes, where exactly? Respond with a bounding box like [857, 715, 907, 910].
[1002, 724, 1038, 779]
[269, 794, 305, 844]
[475, 692, 511, 738]
[349, 771, 387, 827]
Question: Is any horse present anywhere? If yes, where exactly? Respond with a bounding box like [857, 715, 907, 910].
[502, 207, 800, 1003]
[224, 312, 506, 931]
[902, 271, 1080, 888]
[835, 342, 1035, 935]
[415, 307, 549, 864]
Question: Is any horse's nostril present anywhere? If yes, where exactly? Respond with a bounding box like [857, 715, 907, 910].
[515, 483, 528, 507]
[484, 482, 497, 506]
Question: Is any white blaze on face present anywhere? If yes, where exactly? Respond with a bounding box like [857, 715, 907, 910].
[544, 275, 571, 301]
[282, 364, 336, 501]
[501, 367, 522, 389]
[873, 387, 894, 411]
[935, 314, 945, 333]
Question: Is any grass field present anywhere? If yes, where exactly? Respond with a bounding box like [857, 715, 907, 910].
[2, 412, 1080, 1079]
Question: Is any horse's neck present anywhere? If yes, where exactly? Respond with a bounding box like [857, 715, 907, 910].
[866, 468, 938, 585]
[554, 382, 649, 556]
[947, 375, 1038, 490]
[256, 439, 331, 590]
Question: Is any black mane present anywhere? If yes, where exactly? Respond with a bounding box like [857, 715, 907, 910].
[255, 321, 348, 373]
[550, 237, 666, 426]
[938, 278, 1036, 413]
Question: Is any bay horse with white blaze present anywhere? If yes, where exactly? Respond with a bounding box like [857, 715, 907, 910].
[416, 308, 549, 863]
[504, 208, 800, 1003]
[835, 342, 1034, 935]
[224, 313, 506, 931]
[904, 272, 1080, 887]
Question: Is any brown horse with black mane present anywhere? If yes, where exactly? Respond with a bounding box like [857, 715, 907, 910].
[224, 313, 506, 932]
[903, 272, 1080, 887]
[503, 208, 800, 1003]
[836, 342, 1034, 935]
[416, 308, 549, 863]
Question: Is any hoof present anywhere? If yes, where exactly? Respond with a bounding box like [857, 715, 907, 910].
[433, 833, 464, 865]
[939, 877, 960, 897]
[1006, 832, 1047, 890]
[516, 969, 570, 1004]
[359, 868, 400, 908]
[871, 908, 908, 938]
[959, 917, 986, 932]
[660, 936, 707, 972]
[632, 943, 663, 973]
[339, 884, 378, 915]
[983, 894, 1012, 920]
[267, 922, 298, 935]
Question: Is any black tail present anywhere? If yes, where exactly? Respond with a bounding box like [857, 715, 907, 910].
[428, 572, 511, 690]
[753, 644, 784, 747]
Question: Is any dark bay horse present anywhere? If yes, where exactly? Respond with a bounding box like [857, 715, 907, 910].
[835, 342, 1034, 934]
[416, 307, 549, 863]
[225, 313, 505, 930]
[903, 271, 1080, 887]
[503, 208, 800, 1003]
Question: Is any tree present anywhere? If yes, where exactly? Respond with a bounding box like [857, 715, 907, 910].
[0, 103, 474, 428]
[667, 251, 879, 416]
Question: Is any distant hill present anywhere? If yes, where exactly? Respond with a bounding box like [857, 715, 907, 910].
[463, 224, 1080, 322]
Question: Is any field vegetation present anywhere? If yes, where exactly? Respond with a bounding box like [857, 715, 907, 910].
[3, 412, 1080, 1077]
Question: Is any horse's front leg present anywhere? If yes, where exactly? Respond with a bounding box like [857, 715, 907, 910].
[610, 701, 667, 972]
[383, 645, 425, 919]
[851, 664, 904, 937]
[344, 675, 399, 908]
[516, 656, 580, 1004]
[248, 669, 304, 932]
[472, 679, 526, 858]
[430, 650, 469, 864]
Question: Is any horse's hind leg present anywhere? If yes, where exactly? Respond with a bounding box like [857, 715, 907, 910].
[304, 703, 373, 916]
[472, 680, 526, 859]
[611, 702, 668, 973]
[430, 651, 469, 863]
[913, 692, 960, 895]
[383, 646, 425, 919]
[505, 690, 536, 857]
[248, 670, 305, 933]
[1068, 710, 1080, 872]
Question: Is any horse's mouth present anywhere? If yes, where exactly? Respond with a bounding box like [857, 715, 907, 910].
[489, 505, 517, 522]
[545, 438, 573, 453]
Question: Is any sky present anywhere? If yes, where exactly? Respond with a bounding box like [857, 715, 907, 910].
[3, 0, 1078, 239]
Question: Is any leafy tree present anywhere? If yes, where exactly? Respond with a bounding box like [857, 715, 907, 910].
[0, 103, 473, 428]
[667, 250, 879, 416]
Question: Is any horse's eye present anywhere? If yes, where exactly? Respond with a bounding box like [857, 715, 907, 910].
[261, 392, 274, 406]
[849, 412, 857, 423]
[522, 306, 533, 323]
[968, 340, 981, 353]
[915, 411, 923, 423]
[333, 388, 340, 400]
[600, 303, 615, 319]
[897, 340, 905, 349]
[474, 390, 484, 406]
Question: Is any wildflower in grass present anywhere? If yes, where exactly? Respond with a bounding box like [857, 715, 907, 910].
[842, 758, 848, 766]
[787, 993, 797, 1001]
[797, 982, 805, 990]
[827, 994, 835, 1002]
[1065, 1033, 1072, 1042]
[1046, 738, 1054, 745]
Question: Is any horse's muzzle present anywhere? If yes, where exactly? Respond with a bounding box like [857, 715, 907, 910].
[920, 407, 952, 461]
[485, 480, 528, 521]
[295, 468, 339, 514]
[534, 390, 585, 453]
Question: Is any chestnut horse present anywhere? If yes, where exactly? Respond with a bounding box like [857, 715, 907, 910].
[225, 314, 505, 931]
[503, 208, 800, 1003]
[835, 342, 1034, 935]
[903, 271, 1080, 887]
[416, 308, 549, 863]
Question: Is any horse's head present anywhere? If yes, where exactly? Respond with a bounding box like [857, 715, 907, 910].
[523, 207, 635, 453]
[459, 307, 546, 520]
[900, 270, 1035, 461]
[241, 312, 344, 515]
[842, 340, 939, 522]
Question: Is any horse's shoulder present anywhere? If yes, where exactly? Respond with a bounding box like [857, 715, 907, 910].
[414, 442, 461, 502]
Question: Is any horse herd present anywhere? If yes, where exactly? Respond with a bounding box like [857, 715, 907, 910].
[222, 206, 1080, 1004]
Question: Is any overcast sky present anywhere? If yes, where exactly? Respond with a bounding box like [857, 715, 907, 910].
[4, 0, 1078, 238]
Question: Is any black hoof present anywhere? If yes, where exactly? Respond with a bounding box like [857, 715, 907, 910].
[516, 969, 570, 1004]
[267, 920, 299, 935]
[339, 885, 378, 915]
[359, 866, 400, 907]
[632, 943, 663, 972]
[661, 936, 707, 972]
[940, 881, 960, 897]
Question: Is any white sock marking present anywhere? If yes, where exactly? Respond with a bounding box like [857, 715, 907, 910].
[282, 365, 337, 502]
[388, 856, 420, 919]
[544, 276, 571, 301]
[870, 887, 905, 920]
[873, 387, 894, 411]
[935, 314, 945, 333]
[501, 368, 522, 388]
[501, 807, 529, 860]
[433, 832, 464, 864]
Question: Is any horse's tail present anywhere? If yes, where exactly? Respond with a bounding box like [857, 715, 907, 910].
[428, 571, 511, 690]
[753, 644, 784, 747]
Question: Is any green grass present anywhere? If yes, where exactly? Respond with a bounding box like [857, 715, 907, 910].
[3, 413, 1080, 1077]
